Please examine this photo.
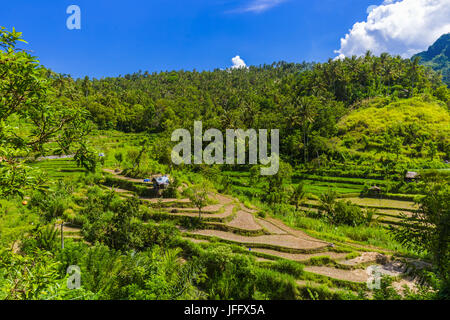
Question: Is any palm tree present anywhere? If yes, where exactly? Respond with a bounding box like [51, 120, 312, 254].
[291, 182, 307, 212]
[318, 188, 338, 217]
[295, 96, 318, 163]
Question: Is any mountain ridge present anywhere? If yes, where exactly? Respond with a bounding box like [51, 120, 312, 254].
[413, 33, 450, 86]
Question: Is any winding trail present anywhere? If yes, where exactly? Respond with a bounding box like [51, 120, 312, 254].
[188, 229, 330, 252]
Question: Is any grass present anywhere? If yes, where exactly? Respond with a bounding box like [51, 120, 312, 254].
[337, 97, 450, 160]
[0, 199, 40, 247]
[297, 181, 363, 195]
[343, 197, 417, 210]
[225, 174, 364, 197]
[292, 174, 385, 185]
[30, 158, 86, 179]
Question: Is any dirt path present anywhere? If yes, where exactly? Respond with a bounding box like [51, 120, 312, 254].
[227, 210, 262, 231]
[103, 169, 151, 183]
[255, 257, 273, 263]
[105, 187, 135, 194]
[189, 229, 330, 251]
[143, 198, 191, 204]
[265, 217, 331, 246]
[164, 206, 220, 214]
[255, 218, 288, 235]
[295, 280, 353, 294]
[339, 252, 389, 266]
[304, 266, 369, 283]
[169, 204, 235, 219]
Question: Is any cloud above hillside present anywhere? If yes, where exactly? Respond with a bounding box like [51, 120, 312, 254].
[231, 55, 247, 69]
[335, 0, 450, 59]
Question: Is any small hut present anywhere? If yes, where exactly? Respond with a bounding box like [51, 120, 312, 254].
[152, 175, 170, 189]
[405, 171, 419, 182]
[368, 185, 382, 195]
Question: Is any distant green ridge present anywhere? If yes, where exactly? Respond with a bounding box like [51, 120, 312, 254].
[336, 97, 450, 159]
[413, 33, 450, 86]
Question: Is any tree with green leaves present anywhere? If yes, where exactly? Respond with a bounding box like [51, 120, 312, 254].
[318, 188, 338, 218]
[250, 161, 293, 205]
[0, 26, 92, 197]
[391, 180, 449, 298]
[186, 181, 212, 219]
[290, 182, 307, 212]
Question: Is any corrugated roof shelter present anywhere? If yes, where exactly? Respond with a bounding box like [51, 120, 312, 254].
[152, 175, 170, 189]
[405, 171, 419, 182]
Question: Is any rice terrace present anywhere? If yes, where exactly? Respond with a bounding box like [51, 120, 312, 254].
[0, 0, 449, 306]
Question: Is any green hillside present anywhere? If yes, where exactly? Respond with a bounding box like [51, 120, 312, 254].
[337, 97, 450, 161]
[413, 33, 450, 86]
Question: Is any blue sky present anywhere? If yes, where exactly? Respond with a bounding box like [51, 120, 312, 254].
[1, 0, 448, 79]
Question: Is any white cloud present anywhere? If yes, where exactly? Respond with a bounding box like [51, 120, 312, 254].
[333, 53, 346, 61]
[230, 0, 286, 14]
[336, 0, 450, 59]
[231, 55, 247, 69]
[366, 5, 378, 14]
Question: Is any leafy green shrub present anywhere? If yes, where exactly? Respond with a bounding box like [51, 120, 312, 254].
[253, 268, 299, 300]
[331, 200, 366, 226]
[0, 247, 95, 300]
[162, 176, 180, 198]
[198, 246, 257, 300]
[114, 151, 123, 165]
[29, 181, 76, 222]
[21, 225, 60, 253]
[270, 259, 305, 278]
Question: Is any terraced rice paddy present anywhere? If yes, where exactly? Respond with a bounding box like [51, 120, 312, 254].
[343, 198, 417, 210]
[31, 158, 85, 179]
[303, 196, 417, 226]
[227, 209, 263, 231]
[99, 169, 424, 295]
[223, 171, 419, 227]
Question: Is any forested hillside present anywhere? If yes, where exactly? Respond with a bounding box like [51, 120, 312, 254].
[51, 52, 450, 168]
[414, 33, 450, 86]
